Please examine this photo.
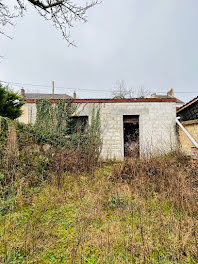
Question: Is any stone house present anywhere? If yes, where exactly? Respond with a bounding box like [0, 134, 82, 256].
[18, 96, 177, 160]
[151, 88, 184, 108]
[19, 88, 75, 123]
[177, 96, 198, 156]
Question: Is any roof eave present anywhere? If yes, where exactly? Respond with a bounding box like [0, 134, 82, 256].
[177, 96, 198, 113]
[25, 98, 177, 103]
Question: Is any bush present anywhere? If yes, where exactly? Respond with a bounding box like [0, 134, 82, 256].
[0, 84, 24, 119]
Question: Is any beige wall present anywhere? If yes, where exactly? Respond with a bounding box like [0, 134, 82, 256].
[18, 104, 29, 124]
[178, 120, 198, 155]
[19, 101, 177, 160]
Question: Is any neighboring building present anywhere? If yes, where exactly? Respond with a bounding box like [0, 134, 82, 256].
[19, 88, 75, 124]
[177, 96, 198, 155]
[20, 88, 73, 100]
[151, 88, 184, 108]
[18, 97, 177, 160]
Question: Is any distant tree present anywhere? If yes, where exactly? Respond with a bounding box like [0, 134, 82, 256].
[112, 80, 150, 99]
[0, 83, 24, 119]
[112, 80, 134, 99]
[135, 86, 150, 98]
[0, 0, 99, 45]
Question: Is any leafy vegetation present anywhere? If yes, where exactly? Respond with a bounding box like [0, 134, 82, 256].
[0, 83, 24, 119]
[0, 106, 198, 263]
[32, 99, 102, 155]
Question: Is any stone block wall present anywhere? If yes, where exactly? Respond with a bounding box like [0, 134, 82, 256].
[98, 102, 176, 159]
[19, 101, 177, 160]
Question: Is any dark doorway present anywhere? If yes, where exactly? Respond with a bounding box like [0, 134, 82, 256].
[123, 115, 139, 157]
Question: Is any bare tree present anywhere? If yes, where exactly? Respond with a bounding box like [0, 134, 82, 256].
[135, 85, 150, 98]
[112, 80, 150, 99]
[0, 0, 99, 45]
[112, 80, 134, 99]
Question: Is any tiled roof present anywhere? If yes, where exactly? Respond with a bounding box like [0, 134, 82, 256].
[152, 95, 184, 104]
[177, 96, 198, 113]
[21, 93, 71, 100]
[26, 98, 176, 103]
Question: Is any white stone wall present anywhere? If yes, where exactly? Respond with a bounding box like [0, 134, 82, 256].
[22, 101, 177, 160]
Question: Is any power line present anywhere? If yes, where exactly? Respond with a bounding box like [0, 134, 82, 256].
[158, 91, 197, 94]
[0, 79, 197, 94]
[0, 80, 111, 93]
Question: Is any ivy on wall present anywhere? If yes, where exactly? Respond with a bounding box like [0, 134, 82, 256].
[33, 98, 77, 146]
[35, 98, 75, 141]
[34, 99, 102, 154]
[0, 101, 102, 204]
[0, 116, 16, 151]
[0, 99, 102, 159]
[88, 104, 102, 159]
[0, 117, 9, 168]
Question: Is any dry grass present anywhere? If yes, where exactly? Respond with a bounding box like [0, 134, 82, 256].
[0, 153, 198, 263]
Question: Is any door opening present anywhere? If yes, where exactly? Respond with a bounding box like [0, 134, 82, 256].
[123, 115, 139, 157]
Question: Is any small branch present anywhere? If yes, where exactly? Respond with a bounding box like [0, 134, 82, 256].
[28, 0, 64, 10]
[0, 0, 100, 45]
[0, 30, 12, 39]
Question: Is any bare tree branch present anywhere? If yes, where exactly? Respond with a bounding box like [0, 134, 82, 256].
[28, 0, 64, 10]
[112, 80, 150, 99]
[0, 0, 100, 45]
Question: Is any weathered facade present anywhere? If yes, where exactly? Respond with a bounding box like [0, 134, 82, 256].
[177, 96, 198, 155]
[18, 98, 177, 160]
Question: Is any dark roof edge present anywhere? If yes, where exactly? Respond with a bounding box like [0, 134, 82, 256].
[26, 98, 176, 103]
[20, 94, 71, 100]
[177, 96, 198, 113]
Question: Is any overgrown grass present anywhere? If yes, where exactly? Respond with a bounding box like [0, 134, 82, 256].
[0, 153, 198, 263]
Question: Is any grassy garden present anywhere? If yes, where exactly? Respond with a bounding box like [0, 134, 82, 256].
[0, 99, 198, 263]
[0, 155, 198, 263]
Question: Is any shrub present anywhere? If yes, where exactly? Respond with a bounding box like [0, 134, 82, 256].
[0, 84, 24, 119]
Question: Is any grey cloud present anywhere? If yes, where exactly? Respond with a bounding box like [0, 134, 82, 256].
[0, 0, 198, 101]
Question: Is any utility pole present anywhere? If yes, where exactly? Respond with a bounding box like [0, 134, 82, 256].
[52, 81, 55, 98]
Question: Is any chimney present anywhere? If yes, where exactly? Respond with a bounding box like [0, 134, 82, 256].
[151, 93, 157, 98]
[73, 91, 76, 99]
[21, 88, 25, 97]
[167, 88, 174, 98]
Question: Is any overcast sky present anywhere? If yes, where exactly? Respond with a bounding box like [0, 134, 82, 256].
[0, 0, 198, 102]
